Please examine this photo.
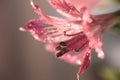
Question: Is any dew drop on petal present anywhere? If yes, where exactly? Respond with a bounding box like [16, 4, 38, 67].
[19, 27, 26, 31]
[34, 35, 39, 40]
[76, 60, 82, 65]
[97, 51, 104, 59]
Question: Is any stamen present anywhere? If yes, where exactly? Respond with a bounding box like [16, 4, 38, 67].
[56, 48, 69, 57]
[60, 42, 67, 46]
[56, 45, 62, 51]
[64, 31, 83, 36]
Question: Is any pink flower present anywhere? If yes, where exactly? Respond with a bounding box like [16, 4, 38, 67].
[20, 0, 120, 79]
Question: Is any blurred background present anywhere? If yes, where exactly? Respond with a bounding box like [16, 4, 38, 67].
[0, 0, 120, 80]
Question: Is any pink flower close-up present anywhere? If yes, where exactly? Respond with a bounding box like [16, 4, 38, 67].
[20, 0, 120, 79]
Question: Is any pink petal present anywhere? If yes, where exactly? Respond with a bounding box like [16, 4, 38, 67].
[20, 18, 49, 42]
[49, 0, 85, 18]
[67, 0, 100, 11]
[60, 49, 88, 65]
[20, 17, 84, 43]
[77, 50, 91, 75]
[83, 12, 118, 59]
[45, 43, 57, 52]
[49, 0, 101, 18]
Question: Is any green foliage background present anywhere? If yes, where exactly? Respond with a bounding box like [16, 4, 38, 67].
[111, 19, 120, 34]
[111, 0, 120, 34]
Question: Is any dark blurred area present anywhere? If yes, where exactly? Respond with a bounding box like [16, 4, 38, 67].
[0, 0, 120, 80]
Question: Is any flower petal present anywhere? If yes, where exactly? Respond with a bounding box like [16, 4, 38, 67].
[77, 50, 91, 75]
[49, 0, 101, 18]
[60, 50, 86, 65]
[45, 43, 57, 52]
[20, 17, 84, 43]
[20, 18, 48, 42]
[67, 0, 100, 10]
[49, 0, 85, 18]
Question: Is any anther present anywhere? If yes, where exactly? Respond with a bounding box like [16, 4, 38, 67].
[60, 42, 67, 46]
[56, 48, 69, 57]
[74, 48, 79, 52]
[55, 46, 62, 51]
